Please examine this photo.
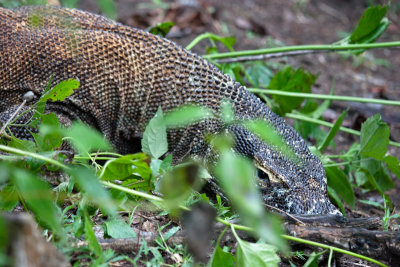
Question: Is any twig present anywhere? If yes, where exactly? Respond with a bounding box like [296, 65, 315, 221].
[216, 50, 324, 63]
[263, 203, 305, 225]
[0, 100, 26, 135]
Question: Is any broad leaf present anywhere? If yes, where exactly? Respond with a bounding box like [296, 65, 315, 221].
[325, 166, 355, 208]
[141, 107, 168, 159]
[384, 155, 400, 179]
[356, 158, 394, 192]
[211, 245, 235, 267]
[350, 5, 388, 43]
[163, 105, 213, 128]
[84, 213, 103, 258]
[40, 79, 80, 103]
[148, 22, 175, 37]
[318, 110, 347, 152]
[268, 67, 317, 115]
[234, 233, 280, 267]
[104, 218, 137, 239]
[100, 153, 149, 181]
[13, 169, 61, 233]
[244, 120, 297, 161]
[69, 166, 116, 216]
[215, 147, 286, 251]
[359, 114, 389, 160]
[65, 122, 112, 155]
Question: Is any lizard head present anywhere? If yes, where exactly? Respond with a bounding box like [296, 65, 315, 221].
[229, 124, 340, 215]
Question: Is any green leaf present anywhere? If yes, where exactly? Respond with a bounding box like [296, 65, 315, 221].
[318, 110, 347, 152]
[97, 0, 117, 20]
[148, 22, 175, 37]
[234, 232, 280, 267]
[141, 107, 168, 159]
[215, 36, 236, 51]
[12, 169, 61, 233]
[160, 163, 200, 214]
[359, 114, 389, 160]
[325, 166, 355, 208]
[104, 218, 137, 239]
[350, 5, 388, 43]
[163, 226, 180, 241]
[356, 159, 394, 192]
[222, 63, 246, 84]
[69, 166, 116, 216]
[244, 120, 297, 161]
[215, 147, 286, 251]
[100, 154, 149, 181]
[40, 79, 80, 103]
[327, 186, 346, 216]
[163, 105, 213, 128]
[384, 155, 400, 179]
[33, 113, 63, 151]
[268, 67, 317, 115]
[65, 122, 112, 155]
[303, 250, 327, 267]
[246, 62, 273, 88]
[221, 100, 235, 124]
[84, 213, 103, 258]
[0, 184, 18, 212]
[211, 245, 235, 267]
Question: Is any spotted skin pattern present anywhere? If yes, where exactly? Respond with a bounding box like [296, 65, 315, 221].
[0, 6, 339, 214]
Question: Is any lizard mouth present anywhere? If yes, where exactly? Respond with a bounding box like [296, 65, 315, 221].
[260, 186, 340, 215]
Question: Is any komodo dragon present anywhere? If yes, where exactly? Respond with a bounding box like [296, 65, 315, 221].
[0, 6, 339, 214]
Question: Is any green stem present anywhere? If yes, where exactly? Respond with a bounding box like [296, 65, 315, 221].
[286, 113, 400, 148]
[203, 41, 400, 60]
[0, 144, 68, 169]
[186, 33, 213, 50]
[101, 181, 164, 202]
[249, 89, 400, 106]
[103, 181, 387, 267]
[186, 33, 234, 51]
[282, 234, 387, 267]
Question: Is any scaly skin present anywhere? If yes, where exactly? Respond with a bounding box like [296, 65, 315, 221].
[0, 6, 339, 214]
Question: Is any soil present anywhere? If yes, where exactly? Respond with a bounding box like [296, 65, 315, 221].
[72, 0, 400, 265]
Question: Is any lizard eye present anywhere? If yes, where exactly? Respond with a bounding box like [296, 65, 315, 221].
[257, 168, 270, 183]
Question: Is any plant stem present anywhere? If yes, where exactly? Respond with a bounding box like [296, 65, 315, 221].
[286, 113, 400, 148]
[282, 234, 387, 267]
[186, 33, 234, 51]
[104, 181, 387, 267]
[0, 144, 68, 169]
[249, 89, 400, 106]
[203, 41, 400, 60]
[101, 181, 163, 202]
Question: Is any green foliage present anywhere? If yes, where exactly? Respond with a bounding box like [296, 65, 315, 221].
[268, 66, 317, 115]
[148, 22, 175, 37]
[336, 5, 390, 55]
[318, 110, 347, 152]
[211, 245, 235, 267]
[232, 227, 280, 267]
[214, 138, 286, 252]
[359, 114, 390, 160]
[163, 105, 213, 128]
[13, 167, 62, 233]
[68, 166, 116, 216]
[65, 122, 113, 155]
[97, 0, 117, 20]
[325, 166, 355, 209]
[349, 5, 389, 44]
[141, 107, 168, 159]
[0, 3, 399, 267]
[104, 218, 137, 239]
